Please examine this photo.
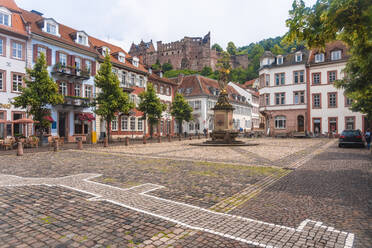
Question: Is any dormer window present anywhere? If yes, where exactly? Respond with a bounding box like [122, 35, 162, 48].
[0, 8, 11, 27]
[42, 19, 60, 36]
[295, 52, 302, 62]
[119, 55, 125, 63]
[277, 55, 283, 65]
[101, 46, 110, 56]
[159, 71, 163, 78]
[315, 53, 324, 63]
[75, 31, 89, 46]
[132, 57, 139, 67]
[331, 50, 341, 61]
[46, 23, 56, 34]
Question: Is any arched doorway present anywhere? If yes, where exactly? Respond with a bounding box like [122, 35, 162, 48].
[297, 115, 304, 132]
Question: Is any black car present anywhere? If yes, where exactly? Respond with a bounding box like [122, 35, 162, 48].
[339, 129, 365, 148]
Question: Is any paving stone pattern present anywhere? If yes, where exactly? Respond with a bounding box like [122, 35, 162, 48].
[0, 173, 355, 248]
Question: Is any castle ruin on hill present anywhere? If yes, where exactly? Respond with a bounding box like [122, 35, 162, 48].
[129, 32, 249, 72]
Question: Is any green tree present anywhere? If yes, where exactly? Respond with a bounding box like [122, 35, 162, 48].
[138, 83, 166, 138]
[170, 93, 193, 135]
[162, 62, 173, 72]
[201, 66, 213, 77]
[212, 43, 223, 52]
[226, 41, 237, 55]
[151, 59, 161, 70]
[94, 52, 134, 141]
[216, 51, 232, 84]
[285, 0, 372, 117]
[12, 53, 64, 137]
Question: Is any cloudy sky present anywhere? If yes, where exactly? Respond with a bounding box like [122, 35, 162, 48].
[16, 0, 316, 51]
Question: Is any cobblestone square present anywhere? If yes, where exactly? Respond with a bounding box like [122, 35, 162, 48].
[0, 138, 370, 247]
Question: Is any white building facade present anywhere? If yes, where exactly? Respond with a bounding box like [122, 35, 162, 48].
[258, 50, 309, 136]
[0, 2, 30, 139]
[308, 41, 365, 135]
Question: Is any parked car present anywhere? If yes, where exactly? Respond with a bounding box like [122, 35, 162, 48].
[338, 129, 365, 148]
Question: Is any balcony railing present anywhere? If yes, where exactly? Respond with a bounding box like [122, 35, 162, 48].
[52, 63, 90, 80]
[62, 96, 91, 108]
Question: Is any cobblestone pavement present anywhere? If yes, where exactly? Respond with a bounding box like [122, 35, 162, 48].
[0, 138, 369, 247]
[230, 144, 372, 248]
[0, 173, 355, 248]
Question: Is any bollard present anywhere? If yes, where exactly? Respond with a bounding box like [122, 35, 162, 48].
[17, 141, 23, 156]
[125, 137, 129, 146]
[143, 136, 147, 144]
[178, 135, 181, 141]
[189, 136, 192, 140]
[157, 135, 161, 143]
[53, 139, 59, 152]
[104, 136, 108, 147]
[77, 139, 83, 150]
[167, 134, 171, 142]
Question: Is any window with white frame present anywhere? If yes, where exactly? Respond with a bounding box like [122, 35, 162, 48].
[0, 12, 10, 26]
[294, 91, 305, 104]
[265, 94, 270, 106]
[12, 42, 23, 59]
[74, 84, 81, 97]
[59, 82, 67, 96]
[75, 57, 81, 71]
[328, 93, 337, 107]
[331, 50, 341, 61]
[277, 56, 283, 65]
[345, 117, 355, 130]
[294, 70, 304, 84]
[12, 74, 23, 92]
[85, 60, 91, 73]
[85, 85, 92, 98]
[275, 73, 285, 85]
[328, 71, 337, 83]
[121, 116, 128, 131]
[275, 93, 285, 105]
[295, 52, 302, 62]
[46, 23, 56, 35]
[111, 117, 118, 131]
[139, 76, 144, 87]
[313, 94, 321, 108]
[130, 117, 136, 130]
[160, 85, 164, 94]
[265, 74, 270, 86]
[78, 34, 87, 45]
[315, 53, 324, 63]
[132, 57, 139, 67]
[166, 87, 170, 95]
[130, 74, 135, 85]
[118, 54, 125, 63]
[59, 53, 67, 66]
[345, 97, 353, 106]
[313, 73, 321, 84]
[37, 46, 47, 58]
[137, 118, 143, 131]
[275, 116, 286, 129]
[121, 71, 126, 84]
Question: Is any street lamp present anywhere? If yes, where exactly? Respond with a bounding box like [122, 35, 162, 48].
[129, 110, 135, 140]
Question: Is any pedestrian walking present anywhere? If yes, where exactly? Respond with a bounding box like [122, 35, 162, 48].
[203, 128, 207, 137]
[365, 128, 371, 150]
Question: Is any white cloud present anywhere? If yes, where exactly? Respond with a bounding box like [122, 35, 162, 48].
[16, 0, 317, 51]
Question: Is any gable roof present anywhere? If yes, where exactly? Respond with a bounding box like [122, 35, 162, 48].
[0, 0, 27, 37]
[89, 36, 148, 74]
[21, 8, 98, 55]
[177, 75, 248, 104]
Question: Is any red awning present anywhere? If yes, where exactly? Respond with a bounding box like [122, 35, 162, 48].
[43, 116, 54, 122]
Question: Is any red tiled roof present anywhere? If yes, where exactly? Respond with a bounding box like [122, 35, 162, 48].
[89, 36, 148, 74]
[0, 0, 27, 37]
[148, 73, 177, 86]
[308, 41, 349, 64]
[177, 75, 245, 103]
[21, 9, 99, 54]
[131, 86, 145, 95]
[0, 0, 21, 12]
